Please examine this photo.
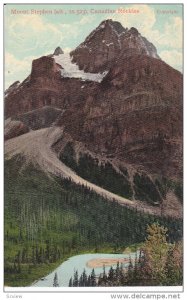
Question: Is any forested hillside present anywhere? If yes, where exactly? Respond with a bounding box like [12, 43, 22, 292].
[4, 157, 182, 286]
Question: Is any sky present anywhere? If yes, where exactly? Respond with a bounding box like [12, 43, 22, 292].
[4, 3, 183, 88]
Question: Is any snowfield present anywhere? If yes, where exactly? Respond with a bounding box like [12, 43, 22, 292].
[53, 53, 108, 82]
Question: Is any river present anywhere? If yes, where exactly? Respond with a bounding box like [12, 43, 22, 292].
[32, 252, 139, 287]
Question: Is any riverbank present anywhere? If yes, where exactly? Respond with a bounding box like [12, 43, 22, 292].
[4, 246, 116, 287]
[32, 252, 139, 287]
[5, 244, 141, 287]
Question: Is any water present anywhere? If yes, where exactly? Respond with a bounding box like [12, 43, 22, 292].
[32, 252, 138, 287]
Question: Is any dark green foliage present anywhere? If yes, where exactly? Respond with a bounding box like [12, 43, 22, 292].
[60, 142, 77, 171]
[71, 268, 96, 287]
[4, 157, 182, 286]
[81, 269, 88, 287]
[108, 266, 115, 281]
[90, 269, 97, 286]
[69, 277, 73, 287]
[74, 261, 126, 287]
[133, 173, 162, 205]
[60, 143, 133, 199]
[73, 271, 79, 287]
[53, 272, 59, 287]
[126, 257, 134, 285]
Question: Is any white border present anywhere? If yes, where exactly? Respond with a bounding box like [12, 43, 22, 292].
[1, 0, 186, 299]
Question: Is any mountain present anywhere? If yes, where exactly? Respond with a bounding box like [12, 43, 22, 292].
[4, 19, 183, 217]
[57, 54, 182, 181]
[53, 46, 64, 55]
[70, 19, 159, 73]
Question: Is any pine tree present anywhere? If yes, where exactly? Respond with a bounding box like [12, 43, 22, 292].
[90, 268, 96, 286]
[69, 277, 73, 287]
[97, 273, 103, 286]
[108, 266, 114, 282]
[132, 251, 139, 285]
[87, 275, 91, 287]
[115, 262, 121, 285]
[53, 272, 59, 287]
[73, 270, 79, 287]
[82, 269, 87, 287]
[119, 262, 125, 285]
[79, 274, 83, 287]
[133, 250, 145, 285]
[102, 265, 107, 284]
[126, 256, 134, 285]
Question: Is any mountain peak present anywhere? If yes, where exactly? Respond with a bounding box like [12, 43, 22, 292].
[53, 47, 64, 56]
[99, 19, 127, 34]
[71, 19, 159, 73]
[128, 27, 140, 35]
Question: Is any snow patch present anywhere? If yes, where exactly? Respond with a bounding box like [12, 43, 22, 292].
[53, 53, 108, 83]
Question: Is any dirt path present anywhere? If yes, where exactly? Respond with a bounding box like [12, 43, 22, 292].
[5, 126, 181, 218]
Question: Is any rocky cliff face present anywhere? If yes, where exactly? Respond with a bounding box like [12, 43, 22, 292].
[70, 19, 159, 73]
[4, 54, 98, 118]
[4, 19, 182, 184]
[56, 55, 182, 180]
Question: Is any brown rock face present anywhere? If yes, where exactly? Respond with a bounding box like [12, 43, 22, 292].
[70, 19, 159, 73]
[30, 56, 62, 83]
[4, 21, 183, 182]
[57, 55, 183, 180]
[4, 55, 98, 118]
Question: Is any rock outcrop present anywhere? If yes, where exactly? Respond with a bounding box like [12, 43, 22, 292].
[53, 46, 64, 55]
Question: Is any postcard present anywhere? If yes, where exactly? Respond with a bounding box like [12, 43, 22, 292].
[3, 2, 184, 299]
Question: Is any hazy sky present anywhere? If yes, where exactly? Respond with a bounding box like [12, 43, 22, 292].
[4, 3, 183, 88]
